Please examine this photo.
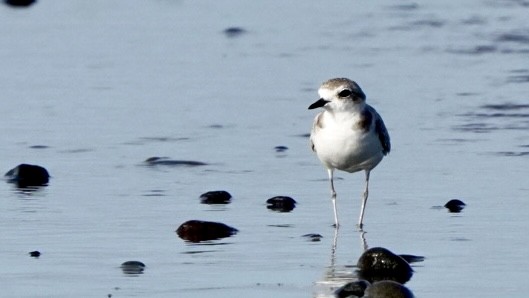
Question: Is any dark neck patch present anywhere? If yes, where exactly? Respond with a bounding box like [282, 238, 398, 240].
[357, 108, 372, 131]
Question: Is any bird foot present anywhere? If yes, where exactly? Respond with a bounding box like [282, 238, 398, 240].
[356, 223, 364, 231]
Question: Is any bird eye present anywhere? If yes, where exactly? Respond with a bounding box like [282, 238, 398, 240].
[338, 89, 352, 98]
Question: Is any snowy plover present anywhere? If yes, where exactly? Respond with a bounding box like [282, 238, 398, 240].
[308, 78, 390, 229]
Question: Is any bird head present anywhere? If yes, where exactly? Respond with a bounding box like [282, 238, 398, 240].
[308, 78, 366, 111]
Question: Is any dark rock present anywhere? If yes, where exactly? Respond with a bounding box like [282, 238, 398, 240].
[274, 146, 289, 153]
[266, 196, 297, 212]
[357, 247, 413, 284]
[5, 164, 50, 188]
[176, 220, 238, 243]
[120, 261, 146, 274]
[335, 280, 370, 298]
[144, 157, 207, 167]
[4, 0, 36, 7]
[444, 199, 466, 213]
[365, 280, 414, 298]
[302, 233, 323, 242]
[200, 190, 232, 204]
[29, 251, 41, 258]
[223, 27, 246, 38]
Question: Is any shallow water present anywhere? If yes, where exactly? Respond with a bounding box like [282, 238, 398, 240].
[1, 1, 529, 297]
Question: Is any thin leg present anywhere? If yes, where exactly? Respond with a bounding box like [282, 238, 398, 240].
[357, 170, 370, 229]
[332, 197, 339, 228]
[327, 169, 339, 228]
[328, 168, 336, 197]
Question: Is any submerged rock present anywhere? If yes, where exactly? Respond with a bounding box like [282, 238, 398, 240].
[266, 196, 297, 212]
[357, 247, 413, 284]
[365, 280, 414, 298]
[29, 251, 41, 258]
[29, 145, 49, 149]
[200, 190, 232, 204]
[223, 27, 246, 38]
[302, 233, 323, 242]
[444, 199, 466, 213]
[5, 164, 50, 188]
[176, 220, 238, 243]
[144, 157, 208, 167]
[274, 146, 289, 158]
[121, 261, 146, 274]
[4, 0, 36, 7]
[335, 280, 370, 298]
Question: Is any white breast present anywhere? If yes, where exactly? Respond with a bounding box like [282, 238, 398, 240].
[311, 110, 384, 173]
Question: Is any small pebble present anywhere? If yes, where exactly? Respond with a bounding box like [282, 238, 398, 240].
[200, 190, 232, 204]
[29, 251, 41, 258]
[274, 146, 289, 153]
[444, 199, 466, 213]
[29, 145, 49, 149]
[302, 233, 323, 242]
[223, 27, 246, 38]
[120, 261, 146, 274]
[266, 196, 297, 212]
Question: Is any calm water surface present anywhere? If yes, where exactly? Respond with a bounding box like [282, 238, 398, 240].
[1, 1, 528, 297]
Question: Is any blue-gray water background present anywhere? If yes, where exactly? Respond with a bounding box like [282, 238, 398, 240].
[1, 1, 528, 297]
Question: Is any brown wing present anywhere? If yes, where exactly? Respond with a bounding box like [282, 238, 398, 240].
[367, 106, 391, 155]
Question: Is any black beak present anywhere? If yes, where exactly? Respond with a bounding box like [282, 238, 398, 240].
[308, 98, 329, 110]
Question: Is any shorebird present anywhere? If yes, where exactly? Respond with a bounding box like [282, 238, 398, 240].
[309, 78, 390, 229]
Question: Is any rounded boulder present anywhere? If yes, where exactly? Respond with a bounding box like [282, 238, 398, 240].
[176, 220, 238, 243]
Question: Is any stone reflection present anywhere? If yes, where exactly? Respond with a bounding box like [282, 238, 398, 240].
[314, 229, 421, 298]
